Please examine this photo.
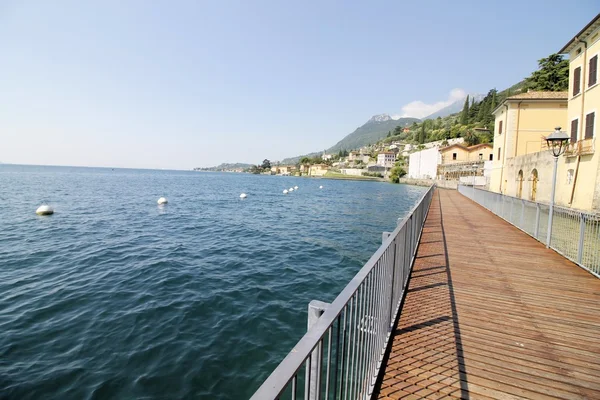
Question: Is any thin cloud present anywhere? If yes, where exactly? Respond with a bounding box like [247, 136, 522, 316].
[392, 89, 467, 119]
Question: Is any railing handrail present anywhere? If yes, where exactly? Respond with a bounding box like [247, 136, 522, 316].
[251, 185, 434, 399]
[458, 184, 600, 218]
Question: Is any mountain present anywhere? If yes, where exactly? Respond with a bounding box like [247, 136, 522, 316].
[279, 114, 419, 165]
[423, 94, 484, 120]
[326, 114, 420, 153]
[194, 162, 254, 171]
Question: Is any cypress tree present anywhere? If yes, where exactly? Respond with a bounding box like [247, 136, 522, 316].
[419, 124, 426, 144]
[460, 95, 470, 125]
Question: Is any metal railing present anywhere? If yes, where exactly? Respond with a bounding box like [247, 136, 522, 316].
[251, 186, 435, 400]
[458, 185, 600, 278]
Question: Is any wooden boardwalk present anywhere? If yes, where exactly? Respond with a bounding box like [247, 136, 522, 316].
[373, 189, 600, 400]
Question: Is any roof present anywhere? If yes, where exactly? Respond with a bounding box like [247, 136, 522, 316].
[558, 13, 600, 54]
[491, 91, 568, 114]
[506, 91, 568, 100]
[379, 152, 395, 155]
[439, 143, 492, 153]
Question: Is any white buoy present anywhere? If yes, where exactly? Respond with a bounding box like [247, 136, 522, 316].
[36, 204, 54, 216]
[157, 197, 168, 205]
[294, 186, 298, 190]
[289, 188, 294, 192]
[240, 193, 247, 199]
[319, 185, 323, 189]
[283, 189, 288, 194]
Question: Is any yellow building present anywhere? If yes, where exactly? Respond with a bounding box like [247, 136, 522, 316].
[489, 92, 569, 202]
[489, 13, 600, 211]
[440, 143, 493, 164]
[309, 164, 329, 176]
[559, 13, 600, 211]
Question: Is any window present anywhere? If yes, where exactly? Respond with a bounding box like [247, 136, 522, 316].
[573, 67, 581, 96]
[567, 169, 574, 184]
[452, 153, 457, 160]
[498, 120, 503, 135]
[489, 154, 493, 161]
[585, 112, 595, 139]
[590, 55, 598, 87]
[478, 153, 483, 160]
[497, 148, 501, 160]
[571, 118, 579, 143]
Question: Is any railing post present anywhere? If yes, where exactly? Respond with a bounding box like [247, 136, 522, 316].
[306, 300, 330, 400]
[520, 200, 525, 228]
[382, 232, 391, 243]
[534, 203, 540, 239]
[388, 238, 397, 330]
[577, 214, 586, 264]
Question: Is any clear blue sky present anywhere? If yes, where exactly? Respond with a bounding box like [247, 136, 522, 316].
[1, 1, 596, 169]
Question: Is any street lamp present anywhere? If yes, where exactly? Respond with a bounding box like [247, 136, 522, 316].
[545, 127, 570, 248]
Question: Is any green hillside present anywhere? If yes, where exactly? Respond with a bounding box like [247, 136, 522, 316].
[326, 115, 419, 153]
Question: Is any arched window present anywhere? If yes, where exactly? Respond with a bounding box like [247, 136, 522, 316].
[530, 169, 538, 201]
[517, 170, 524, 198]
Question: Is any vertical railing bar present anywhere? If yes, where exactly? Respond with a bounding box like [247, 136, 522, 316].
[333, 314, 341, 400]
[362, 270, 375, 393]
[352, 284, 363, 399]
[578, 214, 585, 264]
[292, 374, 298, 400]
[338, 307, 347, 400]
[316, 337, 324, 400]
[325, 327, 332, 400]
[343, 301, 351, 400]
[349, 292, 358, 399]
[306, 354, 312, 400]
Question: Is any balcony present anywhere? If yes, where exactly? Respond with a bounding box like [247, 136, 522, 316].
[565, 138, 595, 157]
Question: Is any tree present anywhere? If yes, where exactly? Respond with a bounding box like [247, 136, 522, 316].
[387, 131, 391, 138]
[460, 95, 470, 125]
[261, 159, 271, 169]
[468, 101, 479, 123]
[389, 163, 407, 183]
[525, 53, 569, 91]
[300, 157, 311, 165]
[419, 124, 426, 144]
[464, 130, 480, 146]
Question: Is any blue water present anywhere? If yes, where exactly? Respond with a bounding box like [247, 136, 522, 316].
[0, 165, 425, 399]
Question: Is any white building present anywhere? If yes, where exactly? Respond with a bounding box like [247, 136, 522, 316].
[322, 153, 334, 161]
[377, 152, 396, 168]
[408, 147, 441, 179]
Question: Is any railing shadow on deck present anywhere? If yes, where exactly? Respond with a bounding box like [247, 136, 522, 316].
[372, 191, 469, 399]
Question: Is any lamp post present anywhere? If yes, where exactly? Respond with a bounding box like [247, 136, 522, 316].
[545, 127, 570, 248]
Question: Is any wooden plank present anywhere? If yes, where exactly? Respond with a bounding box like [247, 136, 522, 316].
[373, 189, 600, 399]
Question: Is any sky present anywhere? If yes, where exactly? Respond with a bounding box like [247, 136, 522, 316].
[1, 1, 596, 169]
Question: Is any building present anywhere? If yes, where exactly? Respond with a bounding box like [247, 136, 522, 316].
[322, 153, 334, 161]
[488, 91, 569, 200]
[347, 151, 360, 162]
[437, 144, 493, 181]
[309, 164, 330, 176]
[440, 143, 493, 164]
[408, 147, 440, 179]
[558, 13, 600, 210]
[487, 13, 600, 211]
[377, 152, 396, 168]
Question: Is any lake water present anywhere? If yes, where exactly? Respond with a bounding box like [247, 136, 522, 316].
[0, 165, 425, 399]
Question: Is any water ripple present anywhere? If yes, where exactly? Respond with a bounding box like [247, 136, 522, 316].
[0, 165, 425, 399]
